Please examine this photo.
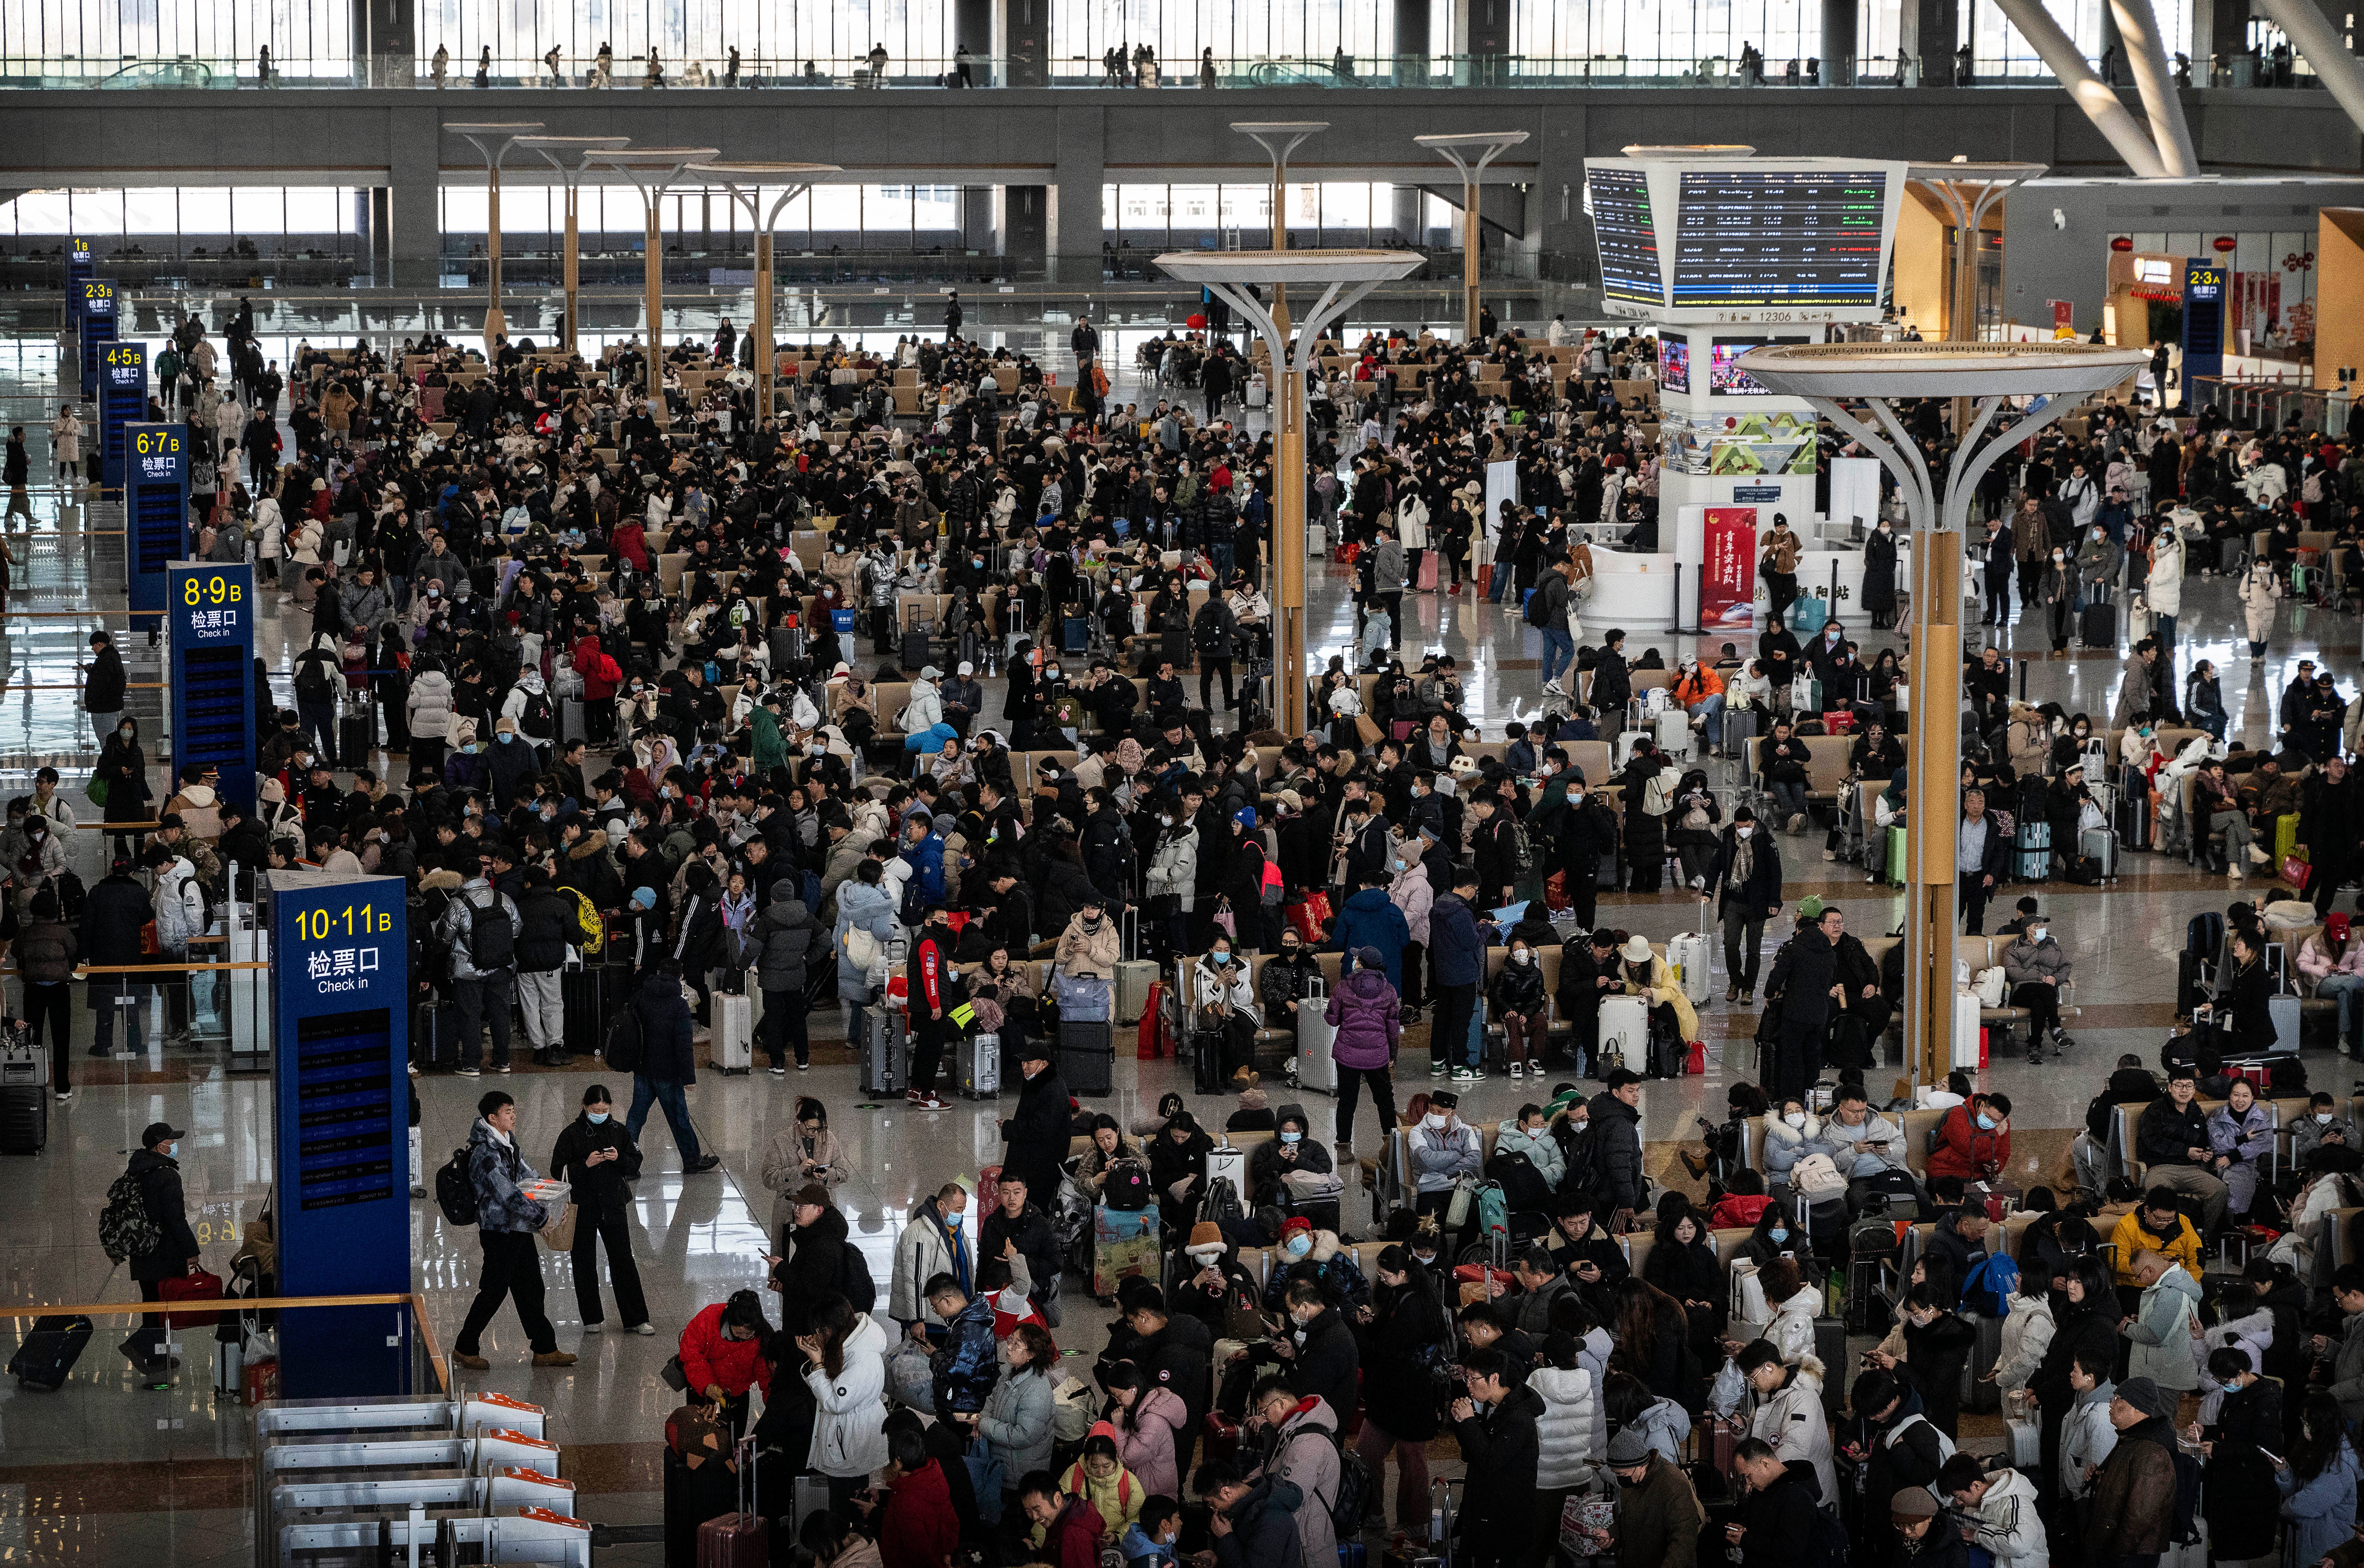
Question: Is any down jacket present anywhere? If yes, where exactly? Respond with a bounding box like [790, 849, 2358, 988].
[1746, 1356, 1837, 1505]
[806, 1312, 892, 1478]
[1324, 967, 1400, 1071]
[1530, 1364, 1599, 1486]
[1254, 1396, 1342, 1568]
[1112, 1385, 1189, 1497]
[975, 1364, 1058, 1479]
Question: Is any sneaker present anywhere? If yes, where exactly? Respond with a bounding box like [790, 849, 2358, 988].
[629, 1323, 658, 1336]
[456, 1067, 482, 1078]
[905, 1088, 926, 1102]
[532, 1350, 580, 1368]
[1787, 813, 1807, 833]
[796, 1061, 810, 1071]
[494, 1065, 512, 1075]
[769, 1066, 787, 1076]
[582, 1321, 604, 1333]
[916, 1094, 949, 1110]
[54, 1089, 70, 1102]
[1430, 1058, 1448, 1077]
[454, 1352, 490, 1371]
[1451, 1066, 1478, 1082]
[2229, 866, 2246, 881]
[2246, 843, 2272, 865]
[1542, 679, 1566, 696]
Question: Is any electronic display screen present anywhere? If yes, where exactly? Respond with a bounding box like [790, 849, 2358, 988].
[1659, 339, 1691, 394]
[292, 1007, 397, 1211]
[178, 645, 251, 768]
[1672, 169, 1887, 308]
[1588, 167, 1664, 305]
[1708, 337, 1806, 395]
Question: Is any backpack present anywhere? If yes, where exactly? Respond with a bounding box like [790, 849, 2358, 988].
[603, 1004, 645, 1074]
[565, 887, 604, 955]
[1522, 586, 1552, 628]
[1961, 1251, 2019, 1317]
[465, 892, 516, 970]
[1102, 1159, 1152, 1212]
[1051, 1374, 1097, 1444]
[1507, 821, 1536, 875]
[1803, 1504, 1853, 1568]
[294, 657, 334, 704]
[1475, 1181, 1509, 1240]
[518, 691, 556, 739]
[840, 1243, 877, 1315]
[434, 1147, 479, 1227]
[1200, 1175, 1245, 1228]
[1283, 1424, 1372, 1536]
[1483, 1150, 1554, 1211]
[1557, 1119, 1600, 1197]
[98, 1170, 164, 1261]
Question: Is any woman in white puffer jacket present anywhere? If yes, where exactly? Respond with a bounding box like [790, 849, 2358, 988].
[1530, 1336, 1598, 1557]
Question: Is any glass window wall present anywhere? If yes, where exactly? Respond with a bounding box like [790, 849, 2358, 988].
[0, 186, 361, 254]
[415, 0, 954, 74]
[1103, 181, 1399, 249]
[1, 0, 347, 76]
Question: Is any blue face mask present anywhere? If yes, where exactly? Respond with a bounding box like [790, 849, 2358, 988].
[1770, 1227, 1788, 1244]
[1212, 953, 1231, 967]
[1975, 1113, 1996, 1131]
[586, 1111, 609, 1124]
[1285, 1235, 1311, 1258]
[1281, 1130, 1301, 1145]
[946, 1211, 964, 1228]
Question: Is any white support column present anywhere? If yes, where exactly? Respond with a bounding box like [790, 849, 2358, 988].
[1990, 0, 2171, 177]
[2252, 0, 2364, 140]
[2109, 0, 2197, 174]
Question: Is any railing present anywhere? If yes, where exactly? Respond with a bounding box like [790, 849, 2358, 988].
[6, 47, 2325, 90]
[2188, 373, 2352, 437]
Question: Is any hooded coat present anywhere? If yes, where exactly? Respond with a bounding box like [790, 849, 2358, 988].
[2123, 1263, 2203, 1389]
[806, 1312, 892, 1478]
[755, 885, 821, 996]
[1323, 967, 1400, 1071]
[1529, 1363, 1598, 1485]
[1746, 1356, 1837, 1503]
[1253, 1395, 1341, 1566]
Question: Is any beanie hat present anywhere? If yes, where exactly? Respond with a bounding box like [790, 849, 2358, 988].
[1604, 1429, 1652, 1467]
[1187, 1221, 1225, 1258]
[1279, 1216, 1313, 1240]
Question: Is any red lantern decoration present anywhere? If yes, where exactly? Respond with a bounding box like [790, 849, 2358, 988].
[1186, 312, 1207, 329]
[2110, 236, 2135, 252]
[2213, 235, 2237, 252]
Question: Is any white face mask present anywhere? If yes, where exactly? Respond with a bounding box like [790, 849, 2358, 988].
[1784, 1111, 1806, 1129]
[1512, 950, 1532, 965]
[1735, 825, 1752, 839]
[1423, 1112, 1447, 1131]
[2319, 1113, 2335, 1125]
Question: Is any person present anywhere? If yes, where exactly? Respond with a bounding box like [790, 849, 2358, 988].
[1722, 1437, 1820, 1568]
[1326, 944, 1401, 1150]
[1243, 1375, 1341, 1566]
[888, 1180, 972, 1331]
[1000, 1042, 1071, 1213]
[2131, 1065, 2229, 1232]
[922, 1272, 999, 1418]
[1448, 1347, 1541, 1568]
[439, 866, 521, 1077]
[1701, 808, 1781, 1004]
[1955, 788, 2011, 935]
[1104, 1359, 1189, 1497]
[1190, 1461, 1305, 1568]
[1737, 1336, 1839, 1490]
[753, 881, 822, 1072]
[2276, 1391, 2364, 1568]
[82, 854, 154, 1058]
[626, 961, 722, 1174]
[2082, 1376, 2180, 1567]
[876, 1423, 961, 1568]
[2205, 1077, 2274, 1221]
[1428, 864, 1486, 1082]
[1355, 1243, 1444, 1531]
[117, 1120, 203, 1375]
[1587, 1069, 1647, 1221]
[798, 1293, 891, 1511]
[452, 1091, 575, 1369]
[1486, 936, 1548, 1080]
[2106, 1188, 2203, 1292]
[548, 1084, 652, 1335]
[905, 904, 956, 1108]
[18, 887, 75, 1101]
[1409, 1089, 1481, 1244]
[678, 1288, 776, 1436]
[2120, 1249, 2202, 1397]
[1926, 1090, 2011, 1184]
[761, 1097, 848, 1251]
[2000, 915, 2073, 1059]
[974, 1327, 1059, 1513]
[82, 629, 126, 744]
[1121, 1497, 1183, 1566]
[980, 1171, 1061, 1317]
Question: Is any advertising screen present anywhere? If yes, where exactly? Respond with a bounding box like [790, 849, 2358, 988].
[1588, 166, 1664, 306]
[1658, 339, 1691, 394]
[1672, 168, 1887, 308]
[1708, 337, 1808, 395]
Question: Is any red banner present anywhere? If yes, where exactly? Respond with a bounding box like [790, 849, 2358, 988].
[1701, 509, 1758, 631]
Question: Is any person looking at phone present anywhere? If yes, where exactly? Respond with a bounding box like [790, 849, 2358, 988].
[548, 1084, 651, 1336]
[1936, 1451, 2046, 1567]
[1721, 1437, 1820, 1567]
[675, 1289, 775, 1437]
[760, 1096, 846, 1253]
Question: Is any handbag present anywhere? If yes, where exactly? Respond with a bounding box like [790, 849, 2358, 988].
[661, 1354, 690, 1392]
[2283, 854, 2312, 891]
[964, 1445, 1007, 1523]
[1444, 1175, 1475, 1230]
[87, 777, 109, 808]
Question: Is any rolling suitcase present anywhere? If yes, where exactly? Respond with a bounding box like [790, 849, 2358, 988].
[1062, 615, 1090, 654]
[955, 1030, 1000, 1099]
[0, 1032, 48, 1153]
[1597, 995, 1647, 1076]
[1814, 1316, 1847, 1414]
[339, 702, 373, 762]
[1296, 979, 1337, 1094]
[694, 1437, 768, 1568]
[1093, 1203, 1162, 1299]
[2080, 597, 2116, 650]
[1720, 705, 1759, 761]
[1206, 1137, 1248, 1196]
[900, 628, 932, 671]
[415, 1001, 462, 1069]
[1191, 1026, 1225, 1095]
[1114, 960, 1159, 1025]
[2118, 765, 2153, 849]
[1059, 1020, 1115, 1096]
[561, 965, 605, 1058]
[8, 1313, 92, 1390]
[2015, 820, 2051, 882]
[712, 992, 752, 1075]
[1655, 709, 1691, 759]
[2081, 826, 2119, 883]
[2270, 993, 2302, 1053]
[558, 698, 588, 745]
[861, 1011, 907, 1097]
[1964, 1312, 2004, 1412]
[1667, 913, 1711, 1006]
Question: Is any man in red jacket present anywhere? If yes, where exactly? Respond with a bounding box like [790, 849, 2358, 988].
[905, 904, 954, 1110]
[877, 1426, 960, 1568]
[1017, 1470, 1108, 1568]
[1926, 1091, 2012, 1183]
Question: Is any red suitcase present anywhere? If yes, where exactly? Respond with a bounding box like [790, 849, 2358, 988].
[696, 1437, 768, 1568]
[160, 1267, 224, 1328]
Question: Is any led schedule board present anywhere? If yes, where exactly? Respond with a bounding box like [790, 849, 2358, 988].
[272, 870, 412, 1398]
[1584, 156, 1907, 325]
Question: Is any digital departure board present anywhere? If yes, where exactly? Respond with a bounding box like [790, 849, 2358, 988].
[123, 423, 186, 618]
[168, 562, 257, 813]
[2183, 258, 2225, 386]
[1588, 167, 1664, 306]
[273, 871, 411, 1398]
[1673, 169, 1888, 308]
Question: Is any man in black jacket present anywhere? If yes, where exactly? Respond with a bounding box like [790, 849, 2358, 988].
[1450, 1348, 1544, 1568]
[81, 629, 127, 745]
[1724, 1440, 1821, 1568]
[84, 855, 156, 1058]
[2132, 1065, 2229, 1231]
[1763, 914, 1836, 1099]
[515, 866, 576, 1066]
[998, 1044, 1070, 1207]
[1270, 1277, 1358, 1423]
[1700, 809, 1782, 1004]
[548, 1084, 650, 1333]
[1555, 928, 1620, 1076]
[120, 1120, 202, 1374]
[1126, 1287, 1214, 1472]
[1586, 1070, 1647, 1219]
[626, 961, 721, 1174]
[979, 1172, 1062, 1316]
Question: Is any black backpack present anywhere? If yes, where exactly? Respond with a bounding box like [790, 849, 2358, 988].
[1522, 585, 1552, 627]
[434, 1148, 479, 1227]
[1102, 1159, 1152, 1212]
[295, 657, 334, 703]
[466, 892, 515, 970]
[840, 1243, 877, 1315]
[604, 1004, 645, 1074]
[1483, 1150, 1554, 1212]
[519, 691, 556, 739]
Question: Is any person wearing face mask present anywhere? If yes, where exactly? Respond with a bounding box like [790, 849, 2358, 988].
[1117, 1496, 1183, 1567]
[548, 1084, 652, 1336]
[1860, 513, 1900, 631]
[1247, 1106, 1334, 1210]
[117, 1120, 204, 1376]
[1483, 939, 1549, 1081]
[2035, 540, 2075, 652]
[1700, 807, 1782, 1007]
[2292, 1090, 2360, 1169]
[2000, 912, 2075, 1060]
[889, 1179, 974, 1336]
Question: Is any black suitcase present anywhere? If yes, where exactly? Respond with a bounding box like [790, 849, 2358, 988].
[414, 1002, 460, 1069]
[1814, 1316, 1847, 1414]
[901, 629, 932, 671]
[2079, 600, 2116, 649]
[0, 1083, 48, 1154]
[562, 965, 606, 1056]
[861, 1011, 907, 1097]
[1062, 615, 1091, 654]
[2118, 764, 2153, 849]
[2176, 950, 2210, 1017]
[9, 1312, 92, 1390]
[1964, 1312, 2004, 1412]
[661, 1442, 741, 1568]
[1191, 1027, 1225, 1096]
[1060, 1020, 1115, 1096]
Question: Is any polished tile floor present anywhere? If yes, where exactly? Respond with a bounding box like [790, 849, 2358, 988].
[0, 308, 2336, 1563]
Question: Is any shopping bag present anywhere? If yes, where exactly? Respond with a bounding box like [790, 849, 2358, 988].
[2283, 853, 2312, 891]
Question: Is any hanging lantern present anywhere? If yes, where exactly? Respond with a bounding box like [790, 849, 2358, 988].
[2212, 235, 2237, 252]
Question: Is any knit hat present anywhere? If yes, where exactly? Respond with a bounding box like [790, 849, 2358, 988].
[1186, 1222, 1226, 1259]
[494, 717, 518, 736]
[1890, 1487, 1941, 1525]
[1279, 1216, 1313, 1242]
[1355, 946, 1384, 969]
[1277, 789, 1304, 813]
[259, 778, 286, 803]
[1797, 894, 1825, 919]
[1604, 1429, 1653, 1468]
[2114, 1375, 2176, 1419]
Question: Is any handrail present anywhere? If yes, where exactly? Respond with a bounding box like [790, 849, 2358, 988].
[0, 1291, 418, 1319]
